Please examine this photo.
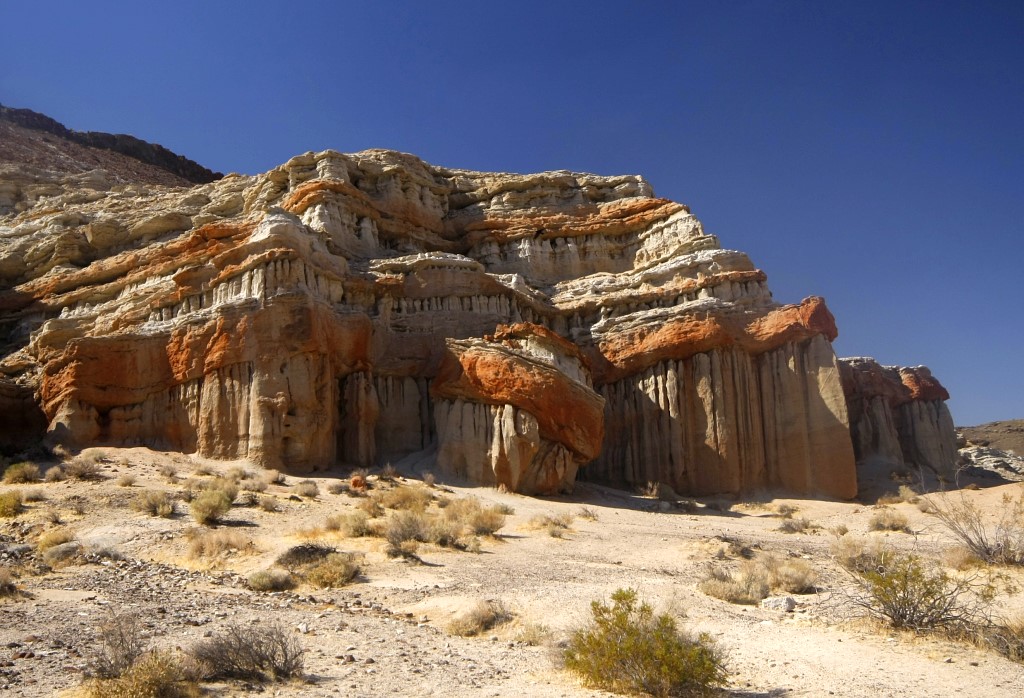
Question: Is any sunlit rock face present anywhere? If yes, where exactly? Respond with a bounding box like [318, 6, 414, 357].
[0, 147, 900, 497]
[839, 357, 957, 478]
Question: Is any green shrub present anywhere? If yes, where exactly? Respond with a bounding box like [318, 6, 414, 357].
[564, 588, 727, 697]
[190, 490, 231, 525]
[0, 490, 24, 517]
[851, 552, 978, 631]
[3, 462, 40, 484]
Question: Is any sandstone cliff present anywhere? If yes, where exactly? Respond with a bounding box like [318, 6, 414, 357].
[0, 146, 936, 498]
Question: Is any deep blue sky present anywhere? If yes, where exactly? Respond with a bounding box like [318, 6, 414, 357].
[2, 1, 1021, 425]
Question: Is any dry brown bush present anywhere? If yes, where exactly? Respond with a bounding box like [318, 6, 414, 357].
[276, 543, 335, 572]
[0, 490, 24, 518]
[190, 490, 232, 525]
[763, 555, 819, 594]
[375, 483, 433, 511]
[188, 622, 304, 681]
[529, 513, 574, 537]
[248, 568, 295, 592]
[327, 510, 370, 537]
[699, 561, 770, 604]
[132, 490, 175, 518]
[869, 507, 911, 533]
[446, 599, 513, 637]
[116, 474, 136, 487]
[304, 552, 360, 588]
[37, 527, 76, 551]
[44, 466, 67, 482]
[83, 650, 200, 698]
[778, 516, 815, 534]
[0, 566, 19, 598]
[929, 489, 1024, 565]
[187, 530, 253, 559]
[292, 480, 319, 498]
[3, 462, 40, 484]
[65, 458, 104, 481]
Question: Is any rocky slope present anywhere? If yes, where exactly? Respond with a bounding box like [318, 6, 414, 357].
[0, 141, 957, 497]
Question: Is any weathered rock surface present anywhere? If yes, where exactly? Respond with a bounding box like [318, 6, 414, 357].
[839, 357, 957, 478]
[0, 142, 955, 497]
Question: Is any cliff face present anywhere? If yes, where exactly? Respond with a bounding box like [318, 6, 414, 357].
[1, 148, 871, 496]
[839, 357, 957, 478]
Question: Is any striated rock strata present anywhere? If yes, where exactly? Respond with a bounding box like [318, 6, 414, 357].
[0, 147, 878, 496]
[839, 357, 957, 478]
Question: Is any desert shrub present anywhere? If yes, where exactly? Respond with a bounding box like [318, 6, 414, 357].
[202, 477, 238, 503]
[869, 507, 911, 533]
[89, 612, 147, 679]
[529, 513, 574, 537]
[577, 506, 599, 521]
[763, 555, 819, 594]
[260, 469, 286, 486]
[376, 484, 432, 511]
[349, 470, 368, 492]
[158, 464, 178, 482]
[276, 543, 335, 572]
[833, 535, 888, 573]
[190, 490, 232, 525]
[133, 490, 176, 518]
[328, 510, 370, 537]
[564, 588, 727, 697]
[192, 464, 213, 476]
[224, 466, 251, 482]
[66, 458, 104, 481]
[699, 562, 770, 604]
[917, 497, 937, 514]
[357, 496, 384, 517]
[188, 530, 252, 559]
[830, 524, 850, 537]
[37, 527, 76, 551]
[3, 462, 40, 484]
[240, 478, 267, 493]
[326, 481, 348, 495]
[424, 515, 463, 547]
[446, 599, 513, 637]
[778, 516, 815, 534]
[385, 509, 428, 549]
[0, 566, 19, 598]
[116, 474, 136, 487]
[929, 490, 1024, 565]
[304, 552, 360, 588]
[981, 618, 1024, 663]
[83, 650, 200, 698]
[292, 480, 319, 498]
[248, 568, 295, 592]
[423, 472, 436, 487]
[0, 490, 24, 517]
[443, 497, 507, 536]
[258, 495, 279, 512]
[22, 487, 46, 502]
[189, 622, 304, 681]
[850, 552, 980, 631]
[774, 503, 798, 519]
[43, 541, 83, 566]
[380, 463, 399, 481]
[514, 620, 552, 646]
[44, 465, 67, 482]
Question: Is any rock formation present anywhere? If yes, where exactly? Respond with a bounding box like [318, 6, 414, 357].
[0, 142, 954, 498]
[839, 357, 957, 478]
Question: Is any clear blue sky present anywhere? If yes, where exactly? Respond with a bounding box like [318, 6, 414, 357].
[2, 1, 1021, 425]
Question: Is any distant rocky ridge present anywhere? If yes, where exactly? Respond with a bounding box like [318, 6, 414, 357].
[0, 103, 221, 186]
[0, 121, 959, 497]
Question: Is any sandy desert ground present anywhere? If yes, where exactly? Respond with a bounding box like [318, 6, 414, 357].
[2, 447, 1023, 697]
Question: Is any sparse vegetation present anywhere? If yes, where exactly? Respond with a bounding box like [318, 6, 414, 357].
[327, 510, 370, 537]
[563, 588, 727, 697]
[187, 529, 252, 559]
[529, 512, 574, 537]
[446, 599, 513, 637]
[189, 622, 304, 682]
[190, 489, 232, 525]
[0, 566, 19, 598]
[258, 495, 280, 512]
[0, 490, 24, 517]
[928, 489, 1024, 565]
[44, 465, 67, 482]
[89, 612, 147, 679]
[42, 541, 83, 566]
[276, 543, 335, 572]
[248, 568, 296, 592]
[293, 479, 319, 498]
[869, 507, 911, 533]
[700, 561, 770, 604]
[65, 457, 104, 481]
[116, 473, 136, 487]
[3, 461, 40, 484]
[37, 527, 76, 551]
[22, 487, 46, 502]
[304, 552, 360, 588]
[778, 516, 815, 534]
[133, 490, 176, 517]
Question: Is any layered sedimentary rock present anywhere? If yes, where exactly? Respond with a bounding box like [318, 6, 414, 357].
[1, 147, 871, 495]
[839, 357, 957, 477]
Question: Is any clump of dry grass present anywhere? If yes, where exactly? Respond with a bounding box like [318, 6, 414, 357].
[304, 552, 360, 588]
[442, 497, 507, 536]
[37, 527, 76, 551]
[258, 495, 280, 512]
[929, 489, 1024, 566]
[0, 566, 20, 598]
[44, 466, 67, 482]
[116, 474, 137, 487]
[832, 535, 887, 572]
[0, 490, 24, 518]
[762, 555, 819, 594]
[868, 507, 911, 533]
[248, 568, 295, 592]
[190, 490, 232, 525]
[446, 599, 513, 637]
[374, 483, 433, 512]
[326, 510, 370, 537]
[65, 458, 104, 481]
[22, 487, 46, 502]
[778, 516, 816, 534]
[774, 503, 799, 519]
[82, 650, 201, 698]
[3, 462, 40, 484]
[133, 490, 176, 518]
[158, 464, 178, 482]
[529, 513, 574, 537]
[240, 478, 268, 493]
[292, 480, 319, 498]
[699, 561, 771, 604]
[187, 529, 253, 559]
[577, 506, 599, 521]
[260, 469, 286, 486]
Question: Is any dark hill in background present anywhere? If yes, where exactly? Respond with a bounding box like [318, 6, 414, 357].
[0, 103, 222, 186]
[959, 420, 1024, 455]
